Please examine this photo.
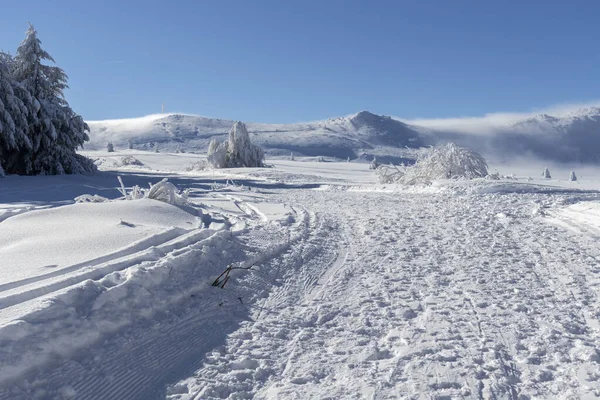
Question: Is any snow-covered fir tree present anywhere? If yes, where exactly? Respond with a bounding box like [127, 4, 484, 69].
[207, 138, 227, 168]
[569, 171, 577, 181]
[542, 167, 551, 179]
[206, 122, 265, 168]
[369, 157, 379, 170]
[1, 24, 95, 175]
[107, 142, 114, 152]
[127, 140, 133, 150]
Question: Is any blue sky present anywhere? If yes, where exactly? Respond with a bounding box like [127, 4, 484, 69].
[1, 0, 599, 123]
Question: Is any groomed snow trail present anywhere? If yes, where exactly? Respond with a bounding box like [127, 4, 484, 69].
[173, 188, 600, 400]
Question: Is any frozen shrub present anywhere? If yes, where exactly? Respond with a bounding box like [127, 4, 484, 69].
[114, 155, 145, 168]
[376, 143, 488, 185]
[186, 160, 209, 171]
[369, 157, 379, 170]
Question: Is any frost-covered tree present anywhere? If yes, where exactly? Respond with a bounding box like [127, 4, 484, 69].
[227, 122, 264, 167]
[154, 143, 159, 153]
[207, 138, 227, 168]
[569, 171, 577, 181]
[290, 152, 295, 161]
[107, 142, 114, 152]
[542, 167, 551, 179]
[127, 139, 133, 150]
[6, 23, 94, 175]
[369, 157, 379, 170]
[376, 143, 488, 185]
[0, 51, 35, 175]
[207, 122, 265, 168]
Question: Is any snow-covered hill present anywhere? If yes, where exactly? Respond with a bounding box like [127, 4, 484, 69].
[86, 111, 427, 163]
[87, 107, 600, 163]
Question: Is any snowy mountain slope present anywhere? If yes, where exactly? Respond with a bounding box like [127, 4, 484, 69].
[87, 107, 600, 164]
[86, 111, 426, 161]
[421, 107, 600, 163]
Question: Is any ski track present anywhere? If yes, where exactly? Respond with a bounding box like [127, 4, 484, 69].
[169, 189, 600, 400]
[2, 186, 600, 399]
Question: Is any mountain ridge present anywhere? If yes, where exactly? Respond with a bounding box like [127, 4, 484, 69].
[86, 107, 600, 163]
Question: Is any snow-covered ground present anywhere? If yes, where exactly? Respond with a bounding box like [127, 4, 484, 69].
[1, 150, 600, 399]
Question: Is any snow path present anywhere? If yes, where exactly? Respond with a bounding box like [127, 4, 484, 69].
[173, 189, 600, 399]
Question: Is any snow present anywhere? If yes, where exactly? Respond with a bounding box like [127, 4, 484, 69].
[0, 199, 201, 284]
[1, 151, 600, 399]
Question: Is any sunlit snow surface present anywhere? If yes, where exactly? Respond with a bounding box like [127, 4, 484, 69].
[0, 150, 600, 399]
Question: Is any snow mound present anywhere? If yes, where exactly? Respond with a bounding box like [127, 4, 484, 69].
[546, 201, 600, 236]
[0, 199, 202, 284]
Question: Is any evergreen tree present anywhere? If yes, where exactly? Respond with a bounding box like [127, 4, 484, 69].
[542, 168, 551, 179]
[569, 171, 577, 181]
[107, 142, 114, 152]
[9, 23, 94, 175]
[0, 51, 33, 174]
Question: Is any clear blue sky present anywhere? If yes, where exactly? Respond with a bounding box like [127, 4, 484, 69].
[1, 0, 599, 123]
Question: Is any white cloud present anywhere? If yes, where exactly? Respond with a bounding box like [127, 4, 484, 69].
[396, 100, 600, 134]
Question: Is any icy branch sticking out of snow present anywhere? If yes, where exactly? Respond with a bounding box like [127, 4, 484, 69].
[77, 176, 191, 206]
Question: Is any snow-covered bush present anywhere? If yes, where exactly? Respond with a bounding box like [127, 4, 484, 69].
[113, 155, 146, 168]
[146, 179, 189, 205]
[116, 176, 190, 206]
[207, 138, 228, 168]
[369, 157, 379, 170]
[376, 143, 488, 185]
[186, 160, 209, 171]
[570, 171, 577, 181]
[542, 168, 551, 179]
[206, 122, 265, 168]
[74, 194, 110, 203]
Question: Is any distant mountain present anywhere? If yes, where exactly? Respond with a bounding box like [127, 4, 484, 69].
[86, 111, 426, 162]
[86, 107, 600, 163]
